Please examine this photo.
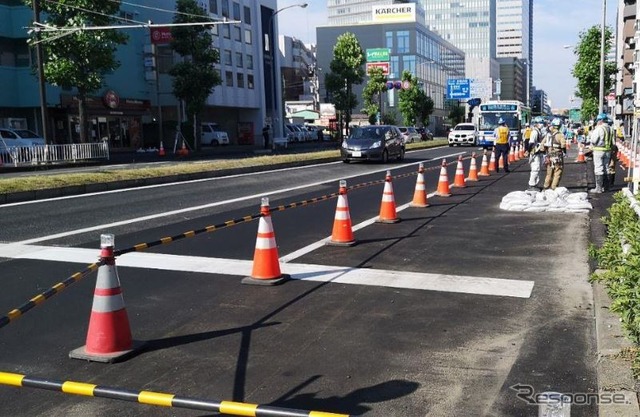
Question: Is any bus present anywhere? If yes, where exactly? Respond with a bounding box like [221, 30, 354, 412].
[477, 100, 531, 148]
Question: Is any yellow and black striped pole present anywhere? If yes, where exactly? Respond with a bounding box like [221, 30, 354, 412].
[0, 371, 350, 417]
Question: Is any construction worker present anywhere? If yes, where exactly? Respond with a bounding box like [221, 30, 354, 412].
[526, 117, 544, 191]
[588, 113, 614, 193]
[493, 118, 510, 172]
[523, 123, 532, 151]
[542, 118, 567, 190]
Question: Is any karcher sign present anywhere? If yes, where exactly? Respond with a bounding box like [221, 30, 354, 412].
[372, 3, 416, 23]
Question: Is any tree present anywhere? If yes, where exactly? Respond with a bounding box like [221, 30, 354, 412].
[24, 0, 127, 143]
[448, 105, 466, 126]
[362, 67, 388, 125]
[571, 25, 617, 121]
[170, 0, 222, 149]
[325, 33, 365, 138]
[398, 70, 433, 126]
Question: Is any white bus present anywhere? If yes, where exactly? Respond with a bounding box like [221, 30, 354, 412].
[477, 100, 531, 148]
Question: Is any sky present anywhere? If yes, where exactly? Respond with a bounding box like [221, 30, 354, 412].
[277, 0, 619, 109]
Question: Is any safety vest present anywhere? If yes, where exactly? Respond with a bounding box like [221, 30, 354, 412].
[593, 124, 613, 151]
[524, 127, 531, 139]
[495, 126, 510, 144]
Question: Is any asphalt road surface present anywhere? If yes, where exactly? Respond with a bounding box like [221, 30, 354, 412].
[0, 146, 597, 416]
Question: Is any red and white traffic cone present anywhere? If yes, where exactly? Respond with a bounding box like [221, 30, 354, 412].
[478, 151, 490, 176]
[242, 198, 290, 285]
[69, 234, 143, 363]
[377, 171, 400, 223]
[435, 159, 451, 197]
[328, 180, 356, 246]
[489, 150, 497, 172]
[410, 163, 429, 207]
[466, 153, 479, 182]
[452, 155, 466, 188]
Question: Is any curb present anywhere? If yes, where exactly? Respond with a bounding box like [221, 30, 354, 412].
[593, 276, 639, 416]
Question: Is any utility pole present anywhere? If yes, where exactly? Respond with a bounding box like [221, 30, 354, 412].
[33, 0, 49, 143]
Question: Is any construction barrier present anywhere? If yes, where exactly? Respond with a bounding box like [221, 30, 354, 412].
[0, 371, 350, 417]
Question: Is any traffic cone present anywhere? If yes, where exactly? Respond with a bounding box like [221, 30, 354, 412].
[452, 155, 466, 188]
[158, 141, 166, 157]
[566, 140, 571, 151]
[377, 171, 400, 223]
[242, 198, 290, 285]
[69, 234, 143, 363]
[478, 152, 490, 176]
[518, 143, 525, 159]
[498, 153, 505, 170]
[178, 139, 189, 156]
[508, 146, 516, 163]
[575, 144, 586, 163]
[410, 163, 429, 208]
[466, 153, 479, 182]
[489, 150, 497, 172]
[328, 180, 356, 246]
[435, 159, 451, 197]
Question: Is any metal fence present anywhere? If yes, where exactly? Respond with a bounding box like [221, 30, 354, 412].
[0, 143, 109, 168]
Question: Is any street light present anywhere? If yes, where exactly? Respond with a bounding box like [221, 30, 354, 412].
[268, 2, 307, 147]
[598, 0, 607, 114]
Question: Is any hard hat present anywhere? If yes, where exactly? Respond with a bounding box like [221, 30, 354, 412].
[524, 122, 530, 127]
[533, 116, 543, 124]
[551, 118, 562, 127]
[498, 118, 505, 124]
[596, 113, 608, 121]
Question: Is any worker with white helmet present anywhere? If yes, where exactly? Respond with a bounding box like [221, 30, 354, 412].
[526, 117, 544, 191]
[588, 112, 614, 193]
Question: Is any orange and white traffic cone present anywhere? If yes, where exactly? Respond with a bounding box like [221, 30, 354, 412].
[242, 198, 290, 285]
[435, 159, 451, 197]
[509, 146, 516, 163]
[410, 163, 429, 208]
[452, 155, 466, 188]
[518, 143, 525, 159]
[566, 140, 571, 151]
[466, 153, 479, 182]
[479, 152, 490, 176]
[69, 234, 142, 363]
[498, 153, 505, 170]
[489, 150, 497, 172]
[178, 139, 189, 156]
[158, 141, 166, 157]
[328, 180, 356, 246]
[377, 171, 400, 223]
[575, 144, 586, 163]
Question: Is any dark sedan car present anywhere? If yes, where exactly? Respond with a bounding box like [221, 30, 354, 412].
[341, 125, 405, 163]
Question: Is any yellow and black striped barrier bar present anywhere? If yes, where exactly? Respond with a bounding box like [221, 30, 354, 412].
[0, 371, 351, 417]
[0, 261, 103, 330]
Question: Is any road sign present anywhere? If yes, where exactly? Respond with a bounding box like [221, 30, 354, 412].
[447, 79, 471, 99]
[366, 62, 390, 76]
[366, 48, 390, 62]
[467, 98, 482, 107]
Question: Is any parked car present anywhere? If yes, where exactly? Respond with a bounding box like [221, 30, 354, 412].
[398, 126, 422, 144]
[0, 128, 46, 147]
[416, 127, 434, 141]
[285, 124, 304, 142]
[200, 123, 229, 146]
[448, 123, 478, 147]
[341, 125, 405, 163]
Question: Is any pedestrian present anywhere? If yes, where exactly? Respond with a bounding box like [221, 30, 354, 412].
[587, 113, 614, 193]
[262, 125, 270, 150]
[317, 127, 323, 142]
[493, 118, 510, 172]
[526, 117, 544, 191]
[542, 118, 567, 190]
[523, 122, 532, 150]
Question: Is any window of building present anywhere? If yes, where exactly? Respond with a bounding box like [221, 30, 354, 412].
[156, 45, 174, 74]
[223, 49, 232, 66]
[244, 6, 251, 24]
[235, 51, 243, 67]
[385, 31, 394, 51]
[234, 26, 241, 41]
[233, 2, 241, 20]
[209, 0, 218, 14]
[225, 70, 233, 86]
[211, 24, 218, 36]
[222, 24, 230, 39]
[396, 31, 410, 53]
[246, 54, 253, 69]
[247, 74, 254, 89]
[245, 29, 252, 44]
[221, 0, 229, 18]
[236, 72, 244, 88]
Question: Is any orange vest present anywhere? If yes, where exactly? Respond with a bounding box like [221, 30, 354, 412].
[495, 126, 509, 144]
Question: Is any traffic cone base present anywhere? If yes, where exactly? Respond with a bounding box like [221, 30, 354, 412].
[69, 340, 145, 364]
[242, 274, 290, 286]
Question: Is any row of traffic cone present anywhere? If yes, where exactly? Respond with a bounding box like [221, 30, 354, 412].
[71, 156, 502, 362]
[157, 140, 189, 157]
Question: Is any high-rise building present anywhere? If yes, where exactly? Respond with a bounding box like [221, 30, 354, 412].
[496, 0, 532, 106]
[327, 0, 421, 26]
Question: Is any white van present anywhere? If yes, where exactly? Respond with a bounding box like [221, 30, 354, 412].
[201, 123, 229, 146]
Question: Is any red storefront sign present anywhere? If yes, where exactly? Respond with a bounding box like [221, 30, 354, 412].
[150, 27, 173, 44]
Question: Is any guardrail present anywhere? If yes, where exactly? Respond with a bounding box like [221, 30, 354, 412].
[0, 142, 109, 168]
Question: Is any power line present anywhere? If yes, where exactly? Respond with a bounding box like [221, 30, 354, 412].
[41, 0, 148, 25]
[105, 0, 225, 22]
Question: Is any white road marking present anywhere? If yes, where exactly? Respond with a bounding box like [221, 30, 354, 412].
[10, 151, 466, 245]
[0, 243, 533, 298]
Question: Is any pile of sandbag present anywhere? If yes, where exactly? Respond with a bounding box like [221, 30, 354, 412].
[499, 187, 592, 213]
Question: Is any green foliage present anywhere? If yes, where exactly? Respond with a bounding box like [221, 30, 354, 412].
[448, 105, 466, 126]
[591, 192, 640, 374]
[362, 67, 387, 124]
[170, 0, 222, 137]
[571, 25, 617, 121]
[382, 110, 399, 126]
[398, 71, 433, 126]
[24, 0, 128, 142]
[325, 33, 365, 136]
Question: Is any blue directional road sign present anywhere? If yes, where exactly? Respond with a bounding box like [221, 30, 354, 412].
[447, 79, 471, 99]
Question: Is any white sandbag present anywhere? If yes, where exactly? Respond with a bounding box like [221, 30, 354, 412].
[566, 192, 589, 202]
[567, 202, 593, 210]
[524, 206, 547, 212]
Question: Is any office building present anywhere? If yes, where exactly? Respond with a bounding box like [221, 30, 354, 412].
[327, 0, 423, 26]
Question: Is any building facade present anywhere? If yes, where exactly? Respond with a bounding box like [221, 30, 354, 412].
[317, 7, 465, 134]
[615, 0, 637, 134]
[0, 0, 280, 147]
